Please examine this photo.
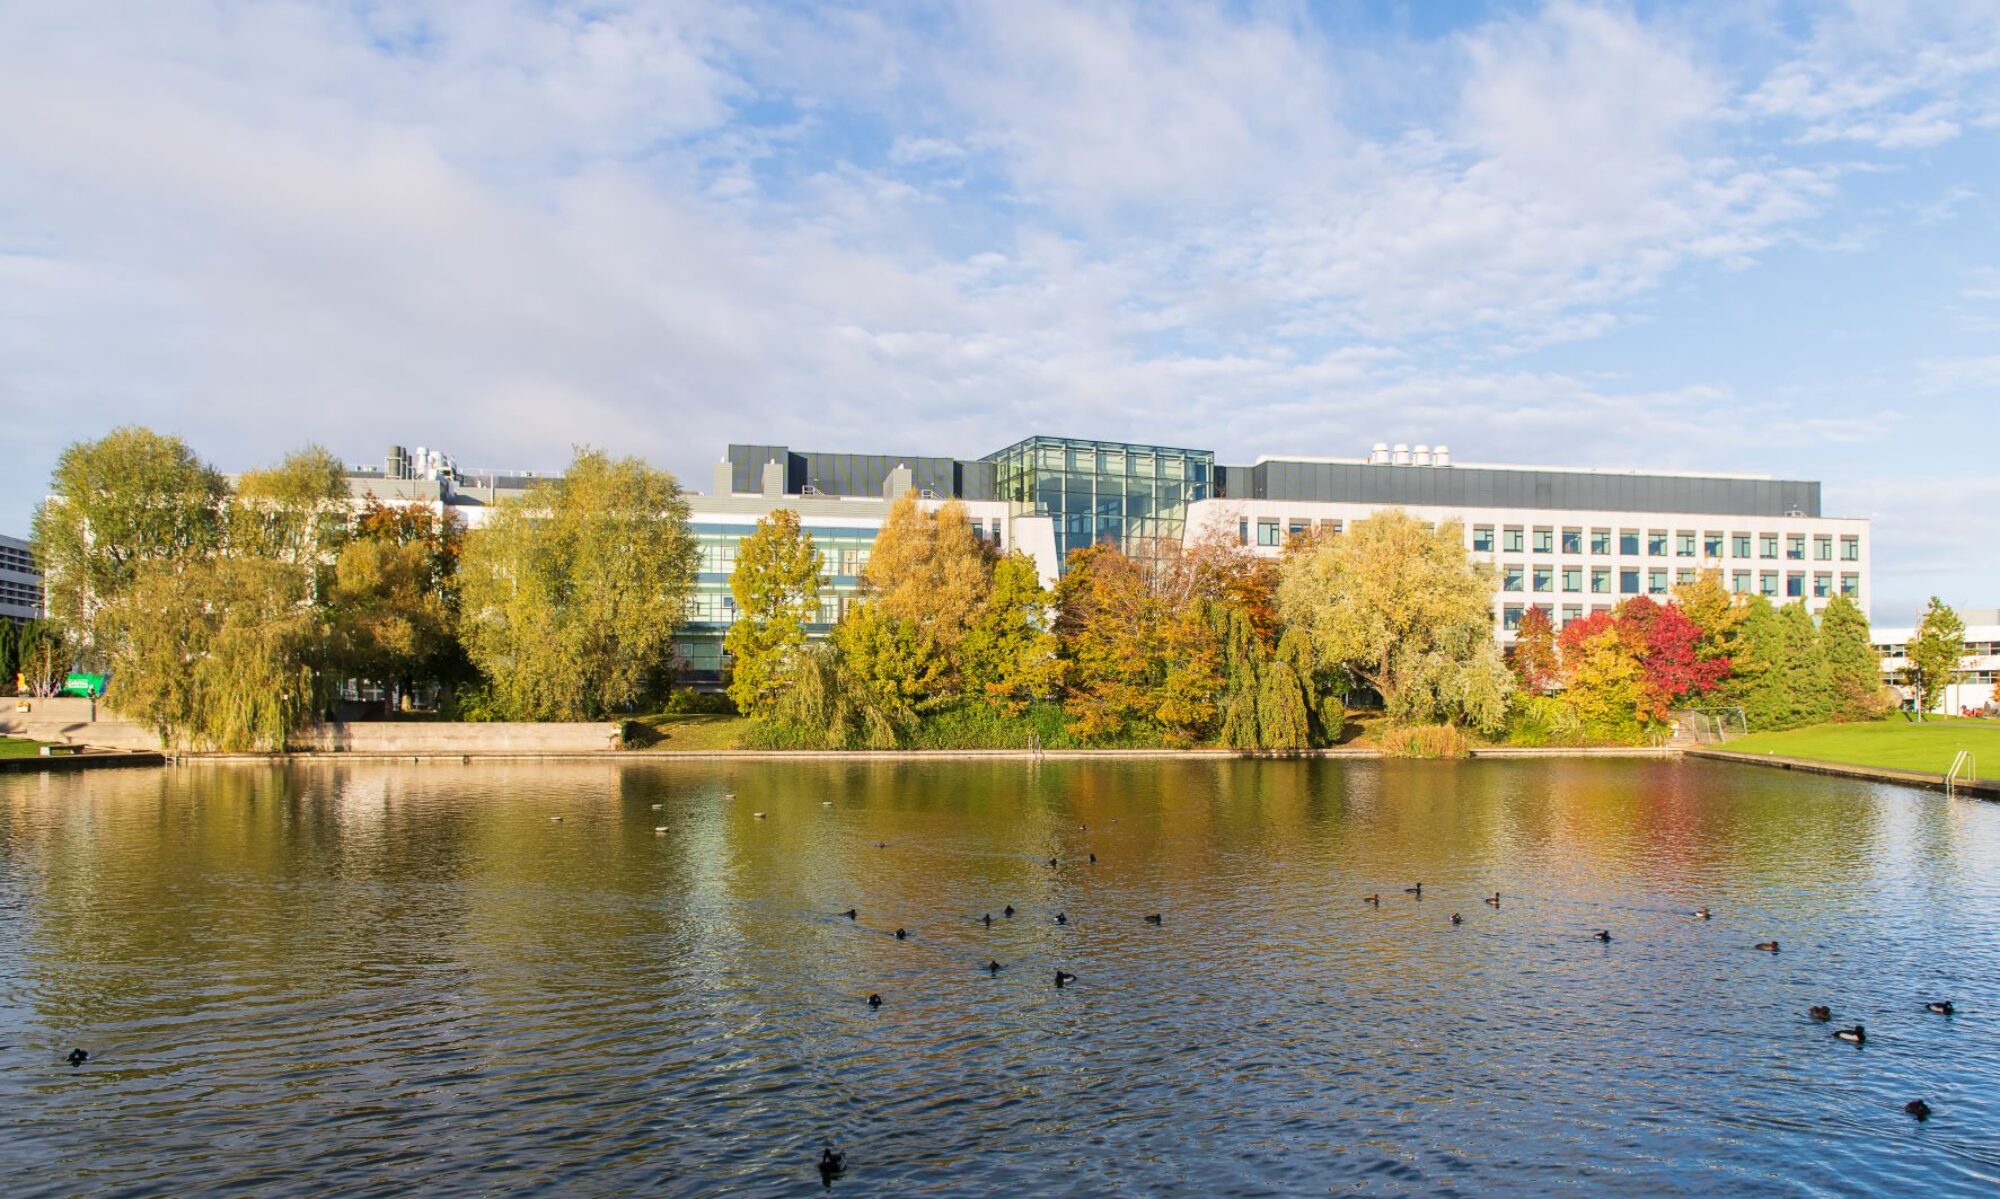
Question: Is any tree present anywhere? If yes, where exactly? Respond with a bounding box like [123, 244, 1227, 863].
[458, 449, 698, 720]
[724, 509, 824, 716]
[1511, 607, 1558, 693]
[1718, 597, 1787, 731]
[1672, 569, 1746, 667]
[1817, 593, 1883, 721]
[1617, 596, 1730, 723]
[106, 556, 323, 751]
[228, 446, 351, 585]
[862, 493, 991, 667]
[1277, 510, 1512, 731]
[1774, 601, 1833, 728]
[1560, 622, 1647, 743]
[1907, 597, 1966, 718]
[1054, 545, 1165, 741]
[959, 552, 1062, 714]
[32, 427, 225, 656]
[327, 539, 452, 707]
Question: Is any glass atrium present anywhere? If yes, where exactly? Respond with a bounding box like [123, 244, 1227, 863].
[984, 436, 1214, 566]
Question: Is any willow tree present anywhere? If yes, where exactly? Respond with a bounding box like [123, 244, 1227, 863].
[107, 557, 324, 751]
[1276, 509, 1512, 733]
[327, 538, 453, 706]
[725, 509, 824, 715]
[459, 450, 698, 720]
[228, 446, 352, 591]
[32, 427, 226, 656]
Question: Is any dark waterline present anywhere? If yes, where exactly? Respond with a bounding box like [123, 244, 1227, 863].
[2, 759, 1997, 1197]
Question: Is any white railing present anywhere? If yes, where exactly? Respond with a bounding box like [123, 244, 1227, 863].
[1946, 751, 1976, 798]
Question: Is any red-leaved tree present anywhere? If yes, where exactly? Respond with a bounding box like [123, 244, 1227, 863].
[1512, 606, 1559, 693]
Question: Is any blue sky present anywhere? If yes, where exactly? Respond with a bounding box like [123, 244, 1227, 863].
[1, 1, 1996, 621]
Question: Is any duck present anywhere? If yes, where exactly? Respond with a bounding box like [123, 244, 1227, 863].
[1693, 907, 1711, 920]
[1593, 930, 1613, 942]
[982, 913, 993, 927]
[1905, 1099, 1932, 1121]
[821, 801, 833, 807]
[1048, 858, 1059, 868]
[1003, 905, 1016, 918]
[754, 812, 767, 820]
[1450, 913, 1463, 925]
[895, 928, 908, 940]
[1926, 1000, 1955, 1015]
[66, 1048, 88, 1067]
[1834, 1024, 1865, 1043]
[867, 993, 883, 1009]
[818, 1145, 846, 1177]
[1089, 853, 1098, 864]
[841, 909, 857, 920]
[650, 803, 663, 811]
[1363, 894, 1380, 906]
[1755, 941, 1780, 953]
[1404, 883, 1423, 896]
[653, 827, 668, 835]
[1054, 913, 1068, 926]
[987, 960, 1003, 974]
[549, 815, 564, 823]
[1144, 914, 1163, 925]
[1054, 970, 1077, 988]
[874, 841, 887, 849]
[1809, 1005, 1832, 1022]
[1485, 892, 1501, 907]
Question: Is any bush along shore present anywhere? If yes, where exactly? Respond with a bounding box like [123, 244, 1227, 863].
[24, 427, 1959, 757]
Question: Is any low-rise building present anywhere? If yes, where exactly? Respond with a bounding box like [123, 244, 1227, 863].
[1874, 609, 2000, 716]
[0, 533, 42, 624]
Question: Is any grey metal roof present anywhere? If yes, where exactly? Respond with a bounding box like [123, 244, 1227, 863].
[1243, 460, 1821, 517]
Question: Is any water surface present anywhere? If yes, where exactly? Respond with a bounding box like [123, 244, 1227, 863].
[2, 759, 1997, 1196]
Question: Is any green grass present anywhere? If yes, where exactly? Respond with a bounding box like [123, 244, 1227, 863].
[0, 737, 49, 759]
[1726, 720, 2000, 780]
[623, 713, 754, 751]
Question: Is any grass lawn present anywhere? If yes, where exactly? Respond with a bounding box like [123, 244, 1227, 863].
[1726, 719, 2000, 780]
[0, 737, 48, 759]
[624, 713, 753, 751]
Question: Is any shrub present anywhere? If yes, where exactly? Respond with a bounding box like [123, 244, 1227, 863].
[1378, 723, 1470, 759]
[661, 688, 736, 716]
[1505, 694, 1585, 747]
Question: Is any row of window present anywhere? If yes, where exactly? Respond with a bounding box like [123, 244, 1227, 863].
[1876, 642, 2000, 658]
[1473, 526, 1860, 561]
[684, 591, 859, 626]
[0, 546, 34, 574]
[1498, 565, 1861, 600]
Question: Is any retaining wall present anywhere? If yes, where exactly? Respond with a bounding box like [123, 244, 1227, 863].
[1, 697, 163, 751]
[288, 722, 625, 754]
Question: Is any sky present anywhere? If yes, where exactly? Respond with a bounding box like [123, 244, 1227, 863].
[1, 1, 1996, 623]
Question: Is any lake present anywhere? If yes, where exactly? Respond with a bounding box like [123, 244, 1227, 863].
[2, 759, 1997, 1196]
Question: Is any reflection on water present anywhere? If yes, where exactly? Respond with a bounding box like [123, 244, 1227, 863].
[3, 760, 1997, 1197]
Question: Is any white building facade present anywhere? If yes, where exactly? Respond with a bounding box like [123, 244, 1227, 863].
[1874, 609, 2000, 716]
[0, 533, 42, 624]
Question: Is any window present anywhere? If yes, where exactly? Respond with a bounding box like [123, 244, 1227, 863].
[1786, 572, 1804, 598]
[1561, 604, 1583, 625]
[1840, 572, 1859, 597]
[1503, 526, 1525, 553]
[1287, 518, 1309, 541]
[1503, 564, 1525, 592]
[1840, 535, 1859, 561]
[1733, 533, 1752, 559]
[1316, 519, 1343, 537]
[1677, 531, 1696, 557]
[1592, 603, 1613, 616]
[1257, 519, 1280, 547]
[1533, 526, 1554, 554]
[1562, 566, 1583, 592]
[1786, 534, 1805, 560]
[1648, 568, 1668, 595]
[1813, 572, 1832, 598]
[1731, 570, 1751, 594]
[1238, 518, 1249, 546]
[1648, 530, 1668, 557]
[1814, 535, 1832, 561]
[1759, 571, 1778, 596]
[1591, 567, 1611, 594]
[1675, 568, 1696, 587]
[1591, 528, 1612, 555]
[1620, 529, 1640, 556]
[1472, 524, 1494, 552]
[1704, 531, 1724, 558]
[1562, 527, 1583, 554]
[1533, 565, 1553, 593]
[1503, 604, 1524, 631]
[1760, 533, 1779, 559]
[1620, 568, 1640, 595]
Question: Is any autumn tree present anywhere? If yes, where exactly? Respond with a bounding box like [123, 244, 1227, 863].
[1055, 545, 1167, 741]
[1511, 606, 1558, 693]
[724, 509, 824, 716]
[1906, 597, 1965, 719]
[1277, 510, 1511, 733]
[1817, 593, 1884, 721]
[228, 446, 351, 586]
[1557, 618, 1648, 743]
[959, 552, 1062, 714]
[327, 539, 453, 708]
[862, 494, 990, 667]
[32, 427, 225, 657]
[458, 449, 698, 720]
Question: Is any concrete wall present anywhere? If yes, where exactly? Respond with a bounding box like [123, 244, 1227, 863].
[1, 697, 163, 750]
[290, 722, 625, 754]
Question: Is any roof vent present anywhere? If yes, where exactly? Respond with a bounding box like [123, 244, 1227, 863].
[1370, 442, 1390, 465]
[1413, 444, 1432, 466]
[1391, 443, 1411, 466]
[1434, 445, 1451, 467]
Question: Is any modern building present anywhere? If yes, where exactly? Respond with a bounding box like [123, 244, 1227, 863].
[0, 533, 42, 624]
[1874, 609, 2000, 716]
[315, 438, 1870, 685]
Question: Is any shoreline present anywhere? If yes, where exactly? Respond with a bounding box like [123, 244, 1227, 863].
[1685, 747, 2000, 800]
[166, 745, 1672, 764]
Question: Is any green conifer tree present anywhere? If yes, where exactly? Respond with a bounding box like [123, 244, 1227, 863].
[1816, 593, 1882, 721]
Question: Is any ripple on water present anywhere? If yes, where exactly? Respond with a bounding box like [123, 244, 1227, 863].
[2, 758, 1998, 1197]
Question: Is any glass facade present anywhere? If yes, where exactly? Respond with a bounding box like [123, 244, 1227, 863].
[986, 436, 1212, 566]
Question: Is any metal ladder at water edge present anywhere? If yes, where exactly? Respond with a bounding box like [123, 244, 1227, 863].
[1946, 750, 1977, 798]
